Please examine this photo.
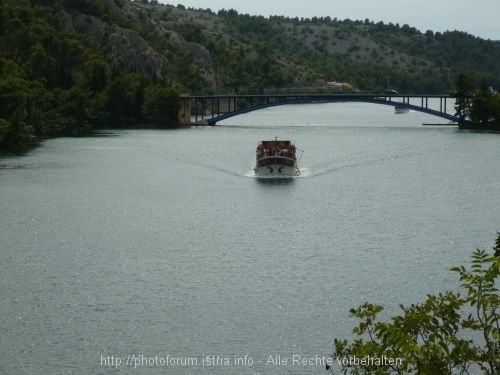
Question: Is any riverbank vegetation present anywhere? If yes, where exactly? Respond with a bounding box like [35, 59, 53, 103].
[454, 74, 500, 130]
[0, 0, 181, 151]
[331, 233, 500, 374]
[2, 0, 500, 150]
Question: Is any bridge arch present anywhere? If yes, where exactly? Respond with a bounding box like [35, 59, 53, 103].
[181, 94, 458, 125]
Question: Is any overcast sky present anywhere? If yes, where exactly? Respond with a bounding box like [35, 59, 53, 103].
[159, 0, 499, 40]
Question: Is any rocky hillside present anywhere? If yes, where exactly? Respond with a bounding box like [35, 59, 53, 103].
[45, 0, 500, 93]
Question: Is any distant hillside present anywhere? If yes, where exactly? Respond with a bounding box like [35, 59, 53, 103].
[1, 0, 500, 148]
[126, 2, 500, 94]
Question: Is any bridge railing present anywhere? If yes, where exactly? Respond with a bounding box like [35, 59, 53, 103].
[179, 94, 458, 125]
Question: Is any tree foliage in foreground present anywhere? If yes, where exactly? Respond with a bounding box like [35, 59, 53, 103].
[332, 234, 500, 374]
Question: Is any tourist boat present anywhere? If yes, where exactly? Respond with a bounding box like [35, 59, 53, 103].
[254, 138, 301, 177]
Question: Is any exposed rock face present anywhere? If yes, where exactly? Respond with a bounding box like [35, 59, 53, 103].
[70, 13, 109, 44]
[105, 26, 164, 78]
[59, 4, 216, 88]
[184, 42, 216, 88]
[61, 11, 164, 79]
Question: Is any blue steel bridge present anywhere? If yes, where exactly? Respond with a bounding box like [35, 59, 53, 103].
[178, 93, 459, 125]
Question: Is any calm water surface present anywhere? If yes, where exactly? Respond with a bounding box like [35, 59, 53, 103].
[1, 103, 500, 374]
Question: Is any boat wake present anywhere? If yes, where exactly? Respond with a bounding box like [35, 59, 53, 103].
[244, 167, 311, 178]
[298, 167, 311, 177]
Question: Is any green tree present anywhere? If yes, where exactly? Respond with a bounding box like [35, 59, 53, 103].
[4, 93, 34, 147]
[143, 85, 180, 127]
[105, 73, 134, 125]
[26, 82, 60, 136]
[471, 92, 494, 127]
[63, 0, 105, 17]
[469, 81, 500, 128]
[0, 118, 10, 145]
[494, 233, 500, 258]
[55, 37, 87, 88]
[132, 77, 145, 122]
[57, 86, 89, 133]
[2, 17, 35, 64]
[331, 234, 500, 375]
[87, 59, 108, 94]
[454, 73, 474, 123]
[26, 44, 56, 86]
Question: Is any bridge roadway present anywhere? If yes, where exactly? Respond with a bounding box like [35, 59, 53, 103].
[179, 93, 458, 125]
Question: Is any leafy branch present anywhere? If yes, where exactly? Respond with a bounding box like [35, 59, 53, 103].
[332, 233, 500, 374]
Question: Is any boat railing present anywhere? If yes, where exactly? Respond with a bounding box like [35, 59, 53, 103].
[257, 149, 296, 159]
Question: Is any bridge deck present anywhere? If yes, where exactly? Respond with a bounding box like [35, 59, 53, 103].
[179, 94, 458, 125]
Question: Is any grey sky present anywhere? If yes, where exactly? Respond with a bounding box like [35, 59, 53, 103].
[159, 0, 499, 40]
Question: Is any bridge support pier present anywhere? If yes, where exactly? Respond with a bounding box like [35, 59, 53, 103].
[179, 95, 192, 125]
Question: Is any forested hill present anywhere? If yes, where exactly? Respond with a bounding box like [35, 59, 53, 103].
[1, 0, 500, 149]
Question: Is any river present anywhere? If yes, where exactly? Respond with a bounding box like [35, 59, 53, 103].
[1, 102, 499, 374]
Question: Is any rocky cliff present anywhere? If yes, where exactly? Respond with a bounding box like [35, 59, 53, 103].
[60, 0, 217, 89]
[9, 0, 500, 94]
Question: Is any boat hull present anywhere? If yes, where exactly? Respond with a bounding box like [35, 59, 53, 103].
[254, 163, 300, 177]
